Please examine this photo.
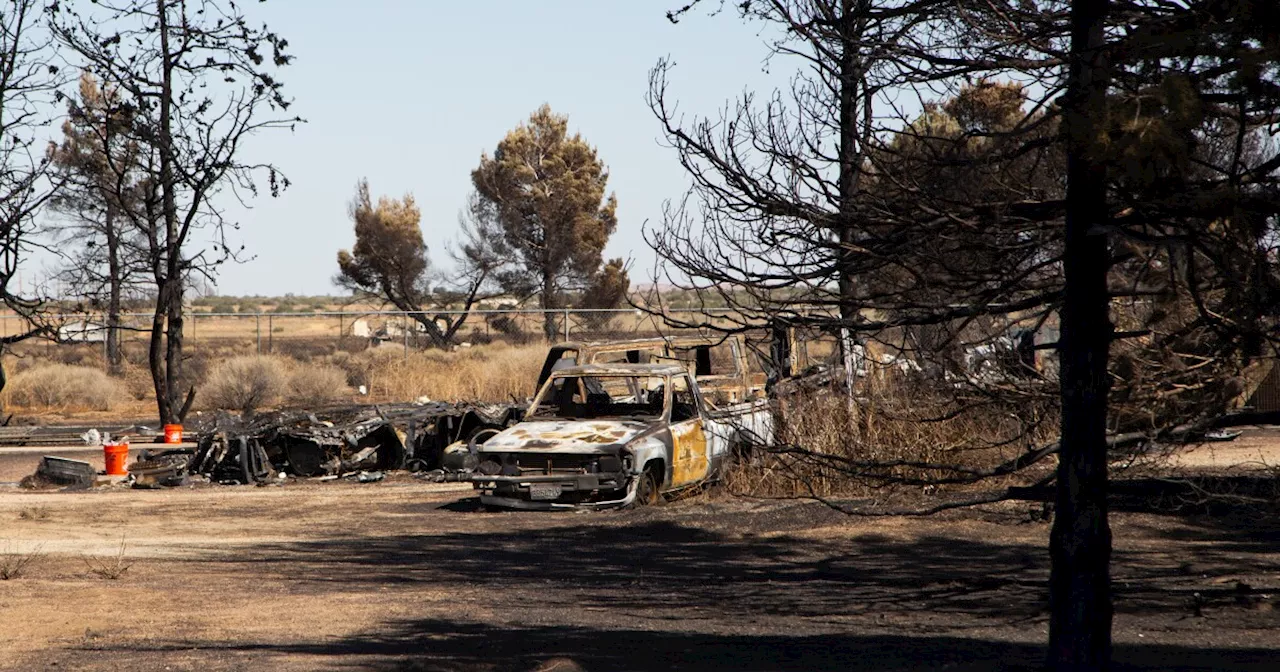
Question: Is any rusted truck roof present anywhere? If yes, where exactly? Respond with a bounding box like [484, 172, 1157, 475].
[548, 362, 688, 376]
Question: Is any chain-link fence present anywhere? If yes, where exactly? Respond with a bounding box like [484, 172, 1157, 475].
[0, 308, 769, 371]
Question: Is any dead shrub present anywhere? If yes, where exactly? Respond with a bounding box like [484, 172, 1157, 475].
[17, 506, 50, 521]
[0, 542, 44, 580]
[726, 374, 1058, 500]
[83, 536, 132, 580]
[201, 355, 289, 415]
[4, 364, 129, 411]
[285, 363, 351, 405]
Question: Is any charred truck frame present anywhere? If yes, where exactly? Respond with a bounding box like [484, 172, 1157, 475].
[468, 362, 773, 509]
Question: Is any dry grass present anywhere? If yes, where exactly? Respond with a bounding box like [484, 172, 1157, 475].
[726, 376, 1058, 500]
[201, 355, 290, 415]
[196, 344, 541, 412]
[0, 542, 44, 580]
[3, 364, 129, 412]
[17, 506, 50, 521]
[2, 339, 544, 417]
[336, 342, 545, 402]
[83, 536, 132, 580]
[285, 363, 350, 406]
[201, 355, 353, 413]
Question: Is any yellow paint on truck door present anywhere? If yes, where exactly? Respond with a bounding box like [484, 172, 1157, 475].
[667, 373, 711, 489]
[670, 418, 709, 488]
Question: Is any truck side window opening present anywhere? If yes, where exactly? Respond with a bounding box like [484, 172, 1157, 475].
[695, 346, 712, 376]
[671, 375, 697, 422]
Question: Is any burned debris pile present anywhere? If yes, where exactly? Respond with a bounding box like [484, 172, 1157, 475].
[131, 401, 523, 487]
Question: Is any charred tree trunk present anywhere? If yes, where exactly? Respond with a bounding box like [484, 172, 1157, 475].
[836, 0, 867, 386]
[541, 268, 558, 342]
[104, 203, 123, 372]
[165, 272, 186, 420]
[148, 279, 170, 423]
[153, 0, 181, 425]
[1049, 0, 1114, 669]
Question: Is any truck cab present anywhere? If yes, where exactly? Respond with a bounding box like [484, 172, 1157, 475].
[535, 335, 767, 406]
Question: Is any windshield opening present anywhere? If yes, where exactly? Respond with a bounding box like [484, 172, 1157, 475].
[527, 373, 668, 420]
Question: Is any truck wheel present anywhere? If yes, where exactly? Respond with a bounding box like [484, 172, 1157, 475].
[631, 467, 662, 508]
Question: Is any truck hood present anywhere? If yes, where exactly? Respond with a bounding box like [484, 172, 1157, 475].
[480, 420, 655, 454]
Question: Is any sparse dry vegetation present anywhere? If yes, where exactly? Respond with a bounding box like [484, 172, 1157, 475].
[3, 364, 129, 412]
[201, 355, 290, 415]
[0, 335, 550, 418]
[727, 376, 1058, 501]
[0, 542, 44, 580]
[82, 536, 132, 580]
[17, 506, 50, 521]
[195, 343, 542, 413]
[284, 363, 350, 406]
[344, 343, 545, 402]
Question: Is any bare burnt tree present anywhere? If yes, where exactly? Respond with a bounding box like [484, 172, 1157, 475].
[650, 1, 1280, 669]
[0, 0, 66, 393]
[53, 0, 301, 423]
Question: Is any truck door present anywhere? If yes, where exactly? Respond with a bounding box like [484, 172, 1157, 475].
[669, 374, 710, 488]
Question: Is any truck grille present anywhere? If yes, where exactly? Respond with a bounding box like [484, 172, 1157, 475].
[487, 452, 598, 475]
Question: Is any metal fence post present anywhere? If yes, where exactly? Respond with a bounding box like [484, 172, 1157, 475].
[268, 314, 273, 353]
[256, 313, 261, 354]
[563, 308, 570, 341]
[403, 314, 409, 360]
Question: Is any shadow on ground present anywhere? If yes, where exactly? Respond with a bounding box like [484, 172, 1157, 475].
[79, 499, 1280, 670]
[103, 618, 1278, 672]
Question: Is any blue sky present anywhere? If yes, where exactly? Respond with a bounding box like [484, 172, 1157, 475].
[190, 0, 790, 297]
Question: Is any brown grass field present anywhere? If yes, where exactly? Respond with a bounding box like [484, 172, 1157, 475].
[0, 308, 680, 421]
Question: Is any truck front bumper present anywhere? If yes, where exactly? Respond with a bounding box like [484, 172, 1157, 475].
[469, 471, 636, 510]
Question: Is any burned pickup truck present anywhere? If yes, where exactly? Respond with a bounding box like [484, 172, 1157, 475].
[468, 362, 773, 509]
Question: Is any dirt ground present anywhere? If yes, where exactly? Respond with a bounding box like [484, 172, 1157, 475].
[0, 440, 1278, 671]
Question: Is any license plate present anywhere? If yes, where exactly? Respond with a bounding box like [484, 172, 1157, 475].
[529, 483, 562, 501]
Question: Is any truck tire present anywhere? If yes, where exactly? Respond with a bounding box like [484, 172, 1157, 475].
[630, 466, 662, 508]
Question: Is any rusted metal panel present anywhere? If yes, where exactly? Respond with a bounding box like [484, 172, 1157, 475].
[670, 419, 709, 487]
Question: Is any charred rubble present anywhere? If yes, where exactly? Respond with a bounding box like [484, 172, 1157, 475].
[130, 401, 522, 486]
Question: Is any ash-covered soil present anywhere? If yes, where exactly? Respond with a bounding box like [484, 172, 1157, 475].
[0, 467, 1277, 671]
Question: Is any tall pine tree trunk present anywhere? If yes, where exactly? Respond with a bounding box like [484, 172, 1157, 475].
[1049, 0, 1113, 669]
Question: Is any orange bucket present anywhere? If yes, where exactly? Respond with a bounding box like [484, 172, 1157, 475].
[163, 424, 183, 444]
[103, 442, 129, 476]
